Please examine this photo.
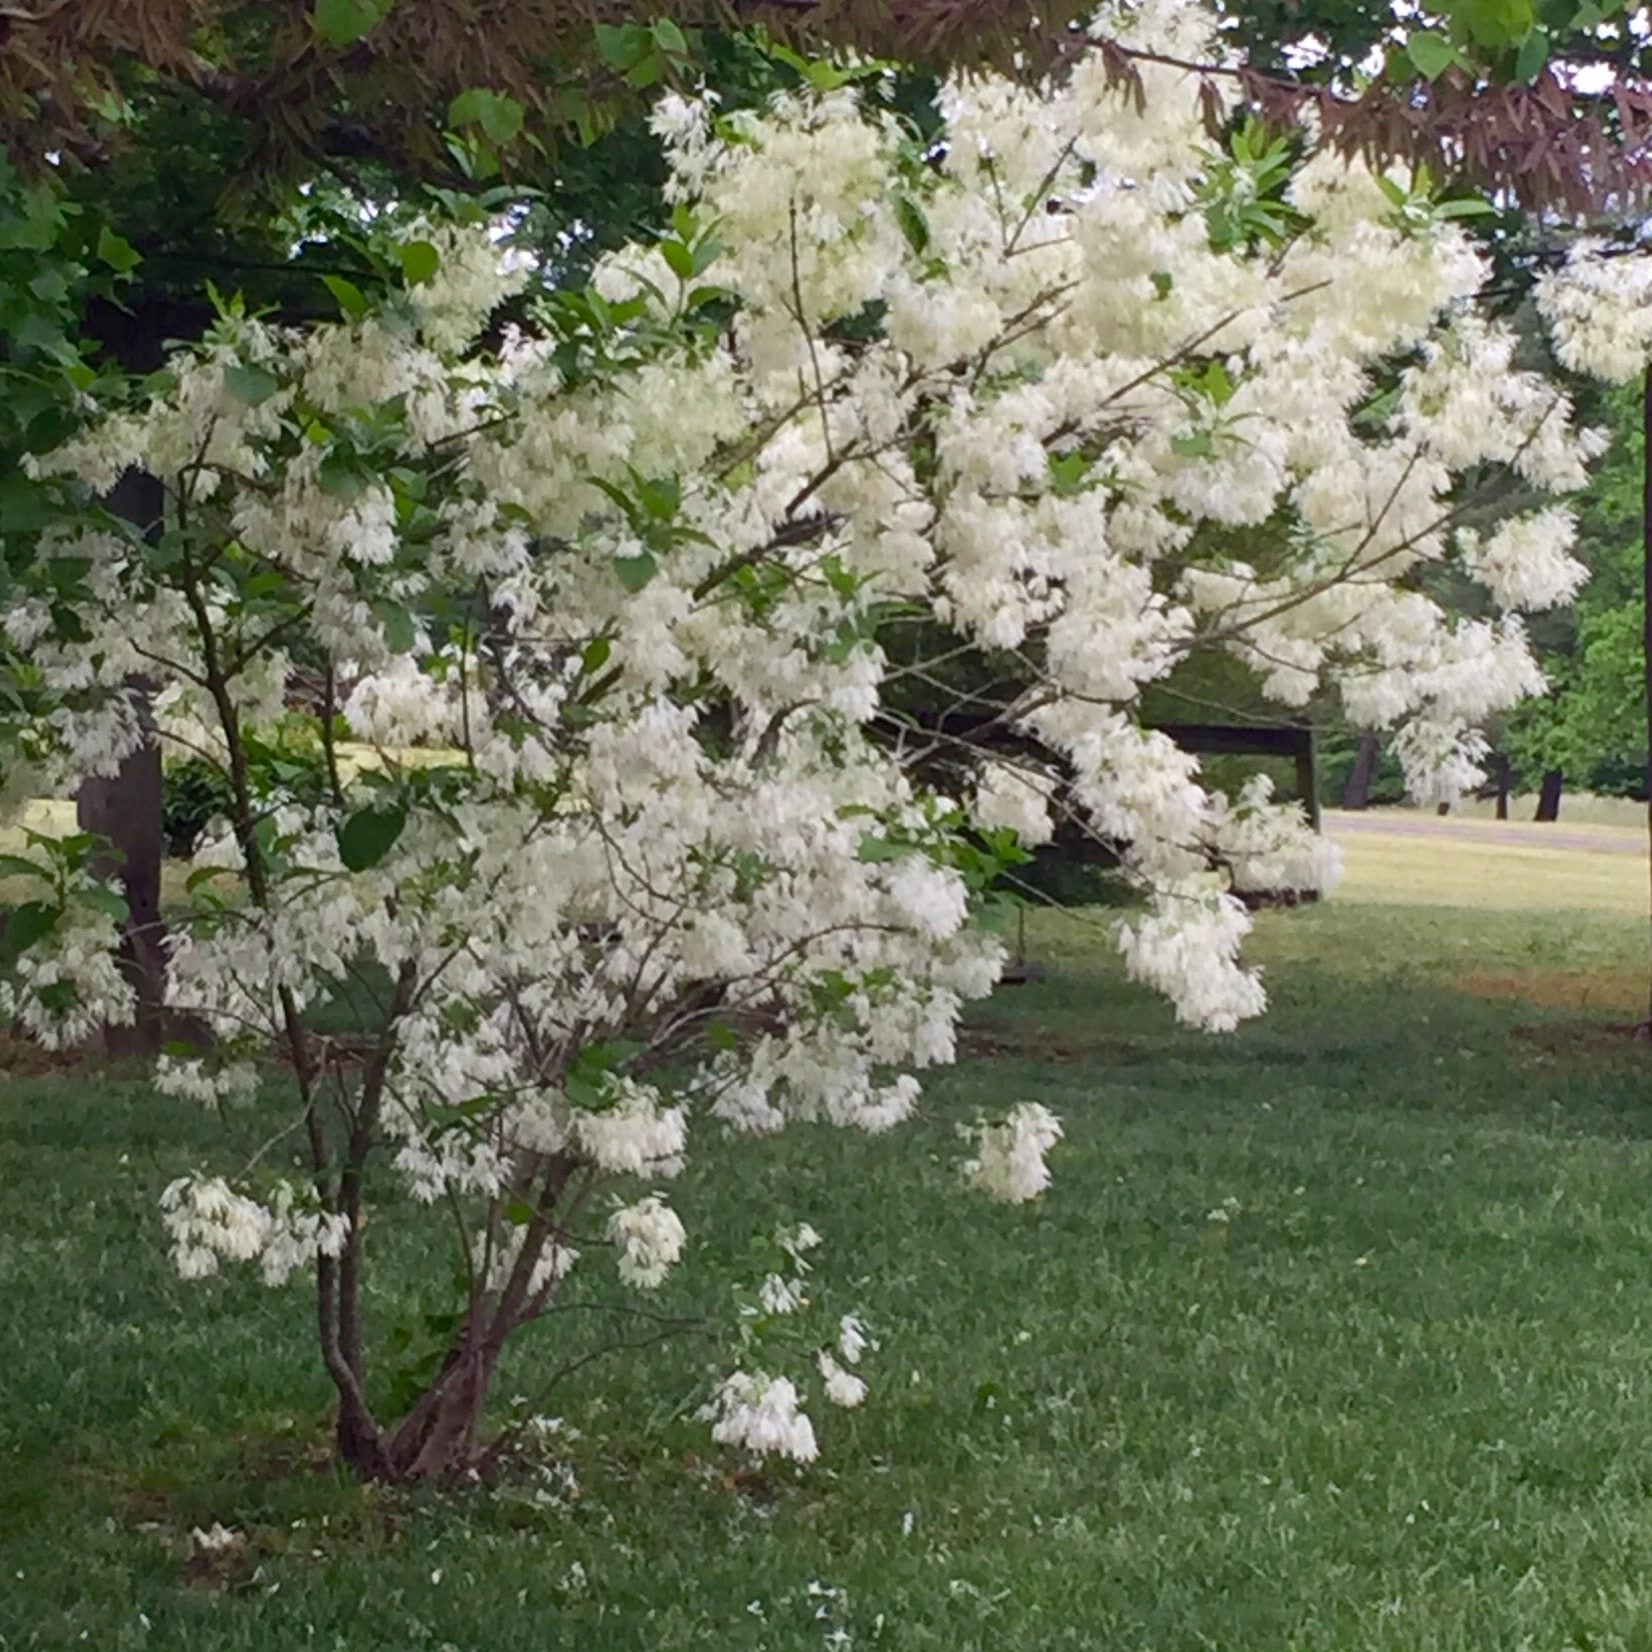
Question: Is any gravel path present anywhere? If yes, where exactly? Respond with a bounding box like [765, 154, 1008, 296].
[1326, 811, 1648, 856]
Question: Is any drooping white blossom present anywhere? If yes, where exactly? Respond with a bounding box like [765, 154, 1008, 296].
[702, 1372, 820, 1462]
[1537, 242, 1652, 385]
[838, 1314, 872, 1366]
[817, 1350, 869, 1408]
[965, 1103, 1065, 1203]
[607, 1195, 687, 1290]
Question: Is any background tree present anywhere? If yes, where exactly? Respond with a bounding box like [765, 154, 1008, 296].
[9, 0, 1652, 1048]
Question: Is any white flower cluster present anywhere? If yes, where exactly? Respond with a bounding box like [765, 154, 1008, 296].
[161, 1176, 349, 1286]
[0, 0, 1611, 1462]
[1537, 241, 1652, 385]
[973, 763, 1057, 848]
[701, 1372, 819, 1463]
[817, 1311, 873, 1409]
[708, 1233, 876, 1460]
[1458, 509, 1588, 615]
[965, 1102, 1065, 1204]
[607, 1194, 687, 1290]
[0, 901, 134, 1050]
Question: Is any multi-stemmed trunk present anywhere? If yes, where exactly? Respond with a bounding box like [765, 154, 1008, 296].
[323, 1159, 587, 1484]
[333, 1323, 501, 1484]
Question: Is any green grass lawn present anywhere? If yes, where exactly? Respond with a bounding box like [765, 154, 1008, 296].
[5, 899, 1652, 1650]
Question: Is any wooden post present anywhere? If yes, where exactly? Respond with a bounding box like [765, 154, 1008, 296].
[1296, 727, 1321, 832]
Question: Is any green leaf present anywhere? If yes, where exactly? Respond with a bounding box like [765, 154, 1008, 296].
[0, 473, 50, 532]
[685, 283, 729, 312]
[448, 88, 524, 145]
[1171, 430, 1216, 459]
[223, 363, 280, 406]
[81, 885, 128, 922]
[317, 450, 368, 500]
[624, 51, 668, 89]
[95, 225, 141, 273]
[374, 601, 417, 654]
[321, 273, 371, 322]
[652, 18, 689, 55]
[637, 475, 680, 521]
[36, 979, 77, 1013]
[1406, 29, 1461, 78]
[660, 239, 695, 282]
[3, 900, 60, 956]
[613, 550, 659, 592]
[589, 475, 637, 521]
[1513, 24, 1549, 80]
[1468, 0, 1536, 47]
[594, 21, 652, 69]
[337, 804, 408, 872]
[398, 239, 440, 286]
[581, 636, 612, 674]
[856, 833, 912, 863]
[313, 0, 390, 46]
[0, 854, 47, 882]
[896, 196, 930, 255]
[1047, 452, 1089, 495]
[1435, 195, 1496, 219]
[569, 1038, 644, 1085]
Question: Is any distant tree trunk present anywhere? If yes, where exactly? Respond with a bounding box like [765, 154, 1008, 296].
[1436, 800, 1451, 817]
[77, 466, 168, 1056]
[1342, 733, 1380, 809]
[78, 304, 173, 1055]
[1535, 768, 1563, 822]
[1642, 360, 1652, 1031]
[1492, 752, 1512, 820]
[77, 688, 166, 1059]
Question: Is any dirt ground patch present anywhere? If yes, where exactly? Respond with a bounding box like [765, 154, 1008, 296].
[1457, 969, 1650, 1014]
[0, 1027, 89, 1078]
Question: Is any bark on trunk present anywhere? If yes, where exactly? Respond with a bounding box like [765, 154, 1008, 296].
[76, 314, 175, 1056]
[77, 712, 166, 1058]
[1641, 361, 1652, 1031]
[78, 465, 168, 1056]
[1493, 752, 1512, 821]
[1342, 733, 1380, 810]
[1535, 768, 1563, 822]
[384, 1346, 497, 1481]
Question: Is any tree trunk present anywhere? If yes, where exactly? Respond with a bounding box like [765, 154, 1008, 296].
[382, 1346, 497, 1482]
[77, 706, 166, 1058]
[1493, 752, 1512, 820]
[1641, 360, 1652, 1031]
[1435, 801, 1450, 817]
[77, 309, 176, 1056]
[1535, 768, 1563, 822]
[77, 467, 168, 1057]
[1342, 733, 1380, 810]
